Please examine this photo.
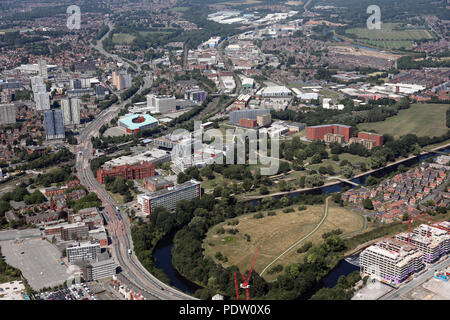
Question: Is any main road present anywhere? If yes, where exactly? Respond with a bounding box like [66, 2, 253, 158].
[74, 23, 196, 300]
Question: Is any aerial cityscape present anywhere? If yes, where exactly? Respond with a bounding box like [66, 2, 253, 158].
[0, 0, 449, 307]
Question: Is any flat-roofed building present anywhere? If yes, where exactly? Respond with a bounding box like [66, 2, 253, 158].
[229, 109, 270, 125]
[61, 98, 80, 125]
[306, 124, 352, 141]
[118, 114, 159, 134]
[96, 161, 155, 184]
[82, 258, 116, 281]
[256, 114, 272, 127]
[61, 222, 89, 241]
[360, 238, 425, 284]
[0, 103, 16, 125]
[44, 109, 65, 140]
[35, 91, 50, 111]
[349, 137, 376, 150]
[358, 131, 383, 146]
[66, 241, 101, 263]
[394, 223, 450, 263]
[143, 176, 174, 192]
[324, 133, 345, 144]
[138, 180, 201, 215]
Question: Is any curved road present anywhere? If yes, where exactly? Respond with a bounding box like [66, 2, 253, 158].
[74, 24, 196, 300]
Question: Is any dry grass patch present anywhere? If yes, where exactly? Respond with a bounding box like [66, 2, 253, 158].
[204, 203, 365, 281]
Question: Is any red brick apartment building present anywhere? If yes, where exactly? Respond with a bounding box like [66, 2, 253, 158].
[96, 161, 156, 184]
[358, 131, 383, 146]
[306, 124, 353, 141]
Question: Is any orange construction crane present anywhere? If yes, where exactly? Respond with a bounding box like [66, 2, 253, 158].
[401, 213, 428, 243]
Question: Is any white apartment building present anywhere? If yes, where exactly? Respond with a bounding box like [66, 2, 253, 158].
[38, 58, 48, 79]
[66, 241, 101, 263]
[138, 180, 201, 215]
[61, 98, 81, 125]
[83, 258, 116, 281]
[394, 223, 450, 263]
[35, 91, 50, 111]
[360, 238, 424, 285]
[0, 103, 16, 124]
[145, 94, 194, 114]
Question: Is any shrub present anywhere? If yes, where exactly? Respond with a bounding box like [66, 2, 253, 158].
[253, 213, 264, 219]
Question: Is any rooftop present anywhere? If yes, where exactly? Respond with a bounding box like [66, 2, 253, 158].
[119, 114, 158, 130]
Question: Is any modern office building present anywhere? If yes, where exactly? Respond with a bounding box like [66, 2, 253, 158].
[146, 94, 178, 114]
[61, 98, 81, 125]
[138, 179, 201, 215]
[229, 109, 271, 125]
[66, 241, 101, 263]
[360, 238, 425, 285]
[0, 103, 16, 125]
[306, 124, 353, 141]
[82, 258, 116, 281]
[118, 114, 159, 134]
[44, 109, 65, 140]
[184, 89, 207, 103]
[96, 161, 156, 184]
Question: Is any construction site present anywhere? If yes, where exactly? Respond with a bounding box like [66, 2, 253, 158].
[359, 220, 450, 288]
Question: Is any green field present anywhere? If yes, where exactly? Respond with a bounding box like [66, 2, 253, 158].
[112, 33, 136, 44]
[358, 103, 449, 139]
[169, 6, 189, 12]
[345, 23, 434, 50]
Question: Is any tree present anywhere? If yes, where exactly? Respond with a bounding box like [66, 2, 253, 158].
[363, 198, 374, 210]
[278, 180, 288, 192]
[24, 190, 45, 205]
[242, 179, 252, 192]
[177, 172, 189, 184]
[292, 159, 304, 171]
[260, 186, 269, 195]
[340, 166, 354, 179]
[310, 153, 322, 164]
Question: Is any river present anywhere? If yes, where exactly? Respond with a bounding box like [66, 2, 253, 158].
[152, 230, 201, 294]
[152, 147, 449, 296]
